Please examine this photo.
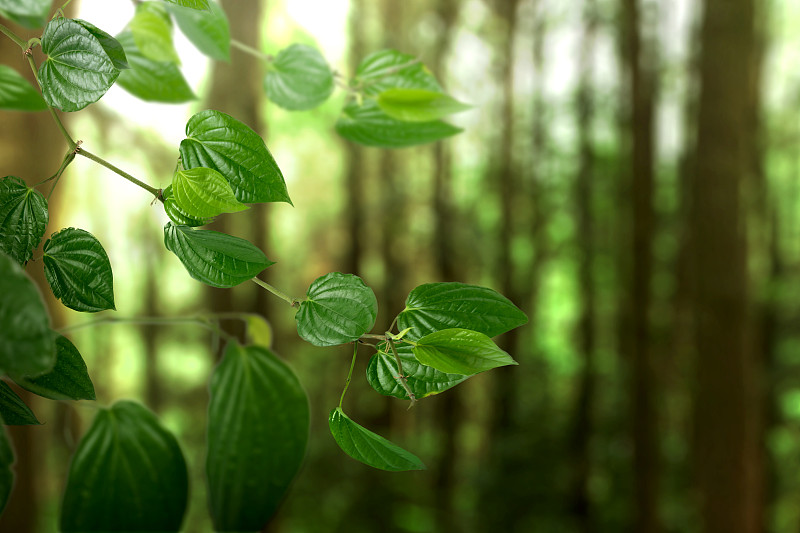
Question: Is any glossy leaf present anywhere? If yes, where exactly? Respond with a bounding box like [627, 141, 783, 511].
[0, 65, 47, 111]
[163, 0, 209, 9]
[131, 1, 180, 64]
[115, 31, 195, 103]
[162, 184, 209, 226]
[180, 109, 291, 204]
[172, 166, 248, 219]
[396, 282, 528, 341]
[0, 0, 50, 28]
[377, 88, 471, 122]
[43, 227, 115, 312]
[0, 381, 40, 425]
[295, 272, 377, 347]
[265, 43, 334, 110]
[367, 342, 468, 400]
[0, 252, 56, 377]
[336, 99, 461, 148]
[169, 0, 229, 61]
[0, 175, 48, 265]
[163, 223, 273, 288]
[39, 18, 126, 112]
[412, 328, 517, 375]
[208, 341, 309, 531]
[14, 335, 94, 401]
[329, 408, 425, 471]
[0, 420, 12, 515]
[60, 401, 188, 532]
[354, 49, 441, 96]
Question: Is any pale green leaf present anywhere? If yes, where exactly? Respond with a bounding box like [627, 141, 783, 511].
[265, 43, 333, 110]
[377, 87, 471, 122]
[412, 328, 518, 376]
[163, 0, 209, 9]
[0, 0, 50, 28]
[172, 167, 248, 219]
[354, 49, 441, 96]
[169, 0, 229, 61]
[162, 184, 209, 226]
[115, 31, 194, 103]
[130, 1, 180, 64]
[0, 65, 46, 111]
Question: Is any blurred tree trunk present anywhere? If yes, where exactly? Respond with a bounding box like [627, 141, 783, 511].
[691, 0, 761, 530]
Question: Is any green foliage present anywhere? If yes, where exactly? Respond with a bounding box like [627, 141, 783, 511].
[0, 175, 48, 265]
[171, 166, 248, 218]
[163, 0, 209, 10]
[130, 1, 180, 65]
[367, 342, 468, 400]
[114, 31, 195, 103]
[0, 381, 40, 425]
[377, 88, 471, 122]
[162, 184, 209, 226]
[412, 328, 518, 375]
[265, 43, 334, 110]
[0, 65, 46, 111]
[14, 335, 95, 401]
[168, 0, 229, 61]
[0, 0, 49, 28]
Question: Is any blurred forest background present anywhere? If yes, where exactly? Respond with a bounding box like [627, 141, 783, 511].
[0, 0, 794, 531]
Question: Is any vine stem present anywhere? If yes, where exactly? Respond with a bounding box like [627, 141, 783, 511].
[338, 343, 359, 409]
[0, 23, 26, 48]
[77, 148, 162, 200]
[388, 337, 416, 408]
[251, 277, 298, 307]
[230, 39, 273, 62]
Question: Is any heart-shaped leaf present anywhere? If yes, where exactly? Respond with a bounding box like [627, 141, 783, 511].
[377, 88, 471, 122]
[0, 175, 48, 265]
[180, 110, 290, 204]
[367, 342, 468, 400]
[0, 420, 12, 515]
[329, 407, 425, 471]
[0, 381, 40, 425]
[412, 328, 517, 376]
[265, 44, 334, 110]
[114, 31, 195, 103]
[163, 223, 273, 288]
[43, 227, 115, 312]
[0, 0, 50, 28]
[0, 65, 47, 111]
[354, 49, 441, 96]
[295, 272, 378, 346]
[60, 401, 188, 532]
[130, 1, 180, 64]
[14, 335, 94, 401]
[162, 185, 209, 226]
[172, 167, 248, 218]
[207, 341, 309, 531]
[169, 0, 229, 61]
[163, 0, 209, 9]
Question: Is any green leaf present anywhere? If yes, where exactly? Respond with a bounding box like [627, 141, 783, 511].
[367, 342, 468, 400]
[264, 43, 334, 110]
[14, 335, 94, 401]
[180, 110, 291, 204]
[0, 420, 12, 515]
[0, 381, 40, 425]
[169, 0, 229, 61]
[163, 223, 273, 288]
[295, 272, 377, 347]
[162, 184, 209, 226]
[43, 227, 115, 312]
[377, 88, 471, 122]
[130, 1, 180, 64]
[412, 328, 517, 376]
[0, 65, 47, 111]
[172, 167, 248, 219]
[114, 31, 195, 103]
[0, 175, 48, 265]
[163, 0, 209, 9]
[329, 407, 425, 471]
[207, 341, 309, 531]
[245, 314, 272, 347]
[354, 49, 441, 96]
[0, 252, 56, 377]
[39, 18, 125, 112]
[397, 282, 528, 341]
[60, 401, 188, 532]
[74, 19, 129, 70]
[0, 0, 50, 28]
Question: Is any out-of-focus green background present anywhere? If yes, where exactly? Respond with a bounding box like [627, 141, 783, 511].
[0, 0, 794, 531]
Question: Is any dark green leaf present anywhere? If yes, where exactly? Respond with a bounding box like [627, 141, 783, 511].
[0, 419, 12, 515]
[354, 49, 441, 96]
[43, 227, 115, 312]
[295, 272, 377, 347]
[336, 99, 461, 148]
[180, 109, 291, 204]
[0, 381, 40, 425]
[163, 222, 273, 288]
[169, 0, 229, 61]
[39, 18, 124, 112]
[265, 43, 334, 110]
[162, 184, 209, 226]
[412, 328, 517, 375]
[163, 0, 209, 9]
[74, 19, 129, 70]
[329, 407, 425, 471]
[208, 341, 309, 531]
[377, 88, 471, 122]
[115, 31, 195, 103]
[397, 282, 528, 341]
[367, 342, 468, 400]
[172, 166, 247, 218]
[0, 0, 50, 28]
[130, 1, 180, 64]
[0, 175, 48, 265]
[60, 401, 188, 532]
[14, 335, 94, 401]
[0, 252, 56, 377]
[0, 65, 47, 111]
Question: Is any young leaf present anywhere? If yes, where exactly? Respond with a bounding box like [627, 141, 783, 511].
[169, 0, 229, 62]
[412, 328, 518, 376]
[377, 88, 471, 122]
[0, 420, 12, 515]
[336, 99, 461, 148]
[329, 408, 425, 471]
[39, 18, 126, 112]
[162, 184, 209, 226]
[0, 381, 40, 425]
[0, 65, 47, 111]
[60, 401, 188, 532]
[245, 314, 273, 347]
[163, 223, 273, 288]
[130, 1, 180, 64]
[179, 110, 291, 204]
[114, 31, 195, 103]
[0, 0, 50, 28]
[0, 252, 57, 378]
[14, 335, 95, 401]
[207, 341, 309, 531]
[43, 227, 115, 313]
[367, 342, 468, 400]
[163, 0, 209, 9]
[0, 175, 48, 265]
[171, 167, 248, 219]
[264, 43, 334, 110]
[396, 282, 528, 341]
[355, 49, 441, 96]
[295, 272, 378, 347]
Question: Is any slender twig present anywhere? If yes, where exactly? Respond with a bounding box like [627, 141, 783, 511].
[251, 277, 299, 307]
[338, 343, 359, 409]
[77, 148, 162, 200]
[388, 337, 416, 407]
[0, 23, 26, 48]
[57, 314, 235, 341]
[230, 39, 273, 62]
